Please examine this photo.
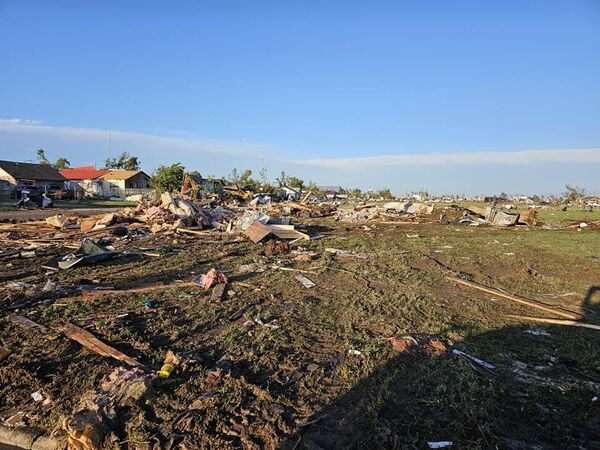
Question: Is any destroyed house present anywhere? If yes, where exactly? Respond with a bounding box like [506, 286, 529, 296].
[318, 185, 342, 195]
[100, 170, 151, 198]
[60, 166, 109, 197]
[0, 160, 65, 196]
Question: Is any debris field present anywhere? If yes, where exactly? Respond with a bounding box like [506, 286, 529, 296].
[0, 195, 599, 449]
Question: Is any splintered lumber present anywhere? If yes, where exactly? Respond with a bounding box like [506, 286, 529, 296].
[508, 315, 600, 331]
[354, 203, 378, 211]
[8, 315, 48, 333]
[244, 221, 271, 243]
[265, 224, 309, 240]
[300, 191, 313, 204]
[63, 281, 198, 303]
[0, 347, 10, 362]
[211, 283, 227, 301]
[61, 323, 141, 367]
[281, 201, 313, 212]
[446, 276, 582, 321]
[176, 228, 212, 236]
[79, 217, 97, 233]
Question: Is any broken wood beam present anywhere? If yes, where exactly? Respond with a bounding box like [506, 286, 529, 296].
[244, 221, 271, 243]
[265, 224, 309, 240]
[61, 323, 142, 367]
[445, 276, 582, 321]
[176, 228, 212, 236]
[508, 315, 600, 331]
[61, 281, 198, 303]
[8, 315, 48, 333]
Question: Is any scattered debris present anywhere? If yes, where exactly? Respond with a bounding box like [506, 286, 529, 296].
[197, 268, 228, 289]
[485, 207, 520, 227]
[524, 327, 551, 336]
[244, 220, 272, 243]
[158, 350, 181, 379]
[446, 276, 582, 320]
[144, 298, 158, 309]
[508, 315, 600, 331]
[452, 349, 495, 371]
[210, 283, 227, 302]
[42, 279, 58, 292]
[428, 441, 453, 449]
[296, 274, 316, 289]
[388, 334, 447, 356]
[61, 323, 142, 367]
[9, 315, 48, 333]
[45, 238, 119, 270]
[0, 193, 597, 448]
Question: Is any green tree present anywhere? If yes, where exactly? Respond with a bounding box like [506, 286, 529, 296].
[288, 176, 304, 189]
[276, 171, 303, 189]
[229, 168, 262, 188]
[376, 188, 393, 200]
[349, 188, 363, 199]
[36, 148, 51, 165]
[259, 167, 269, 188]
[54, 157, 70, 170]
[36, 149, 70, 169]
[564, 185, 587, 202]
[105, 152, 140, 170]
[151, 163, 185, 194]
[239, 169, 254, 185]
[306, 181, 324, 196]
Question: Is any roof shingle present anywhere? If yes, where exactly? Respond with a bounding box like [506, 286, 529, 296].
[0, 160, 66, 182]
[60, 166, 109, 180]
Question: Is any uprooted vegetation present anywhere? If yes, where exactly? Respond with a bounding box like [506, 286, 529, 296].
[0, 197, 599, 449]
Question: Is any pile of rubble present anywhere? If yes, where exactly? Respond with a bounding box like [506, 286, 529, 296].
[0, 192, 322, 275]
[334, 201, 540, 228]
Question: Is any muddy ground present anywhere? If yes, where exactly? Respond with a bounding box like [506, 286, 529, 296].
[1, 215, 599, 449]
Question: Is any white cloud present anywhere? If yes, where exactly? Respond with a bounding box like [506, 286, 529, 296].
[0, 119, 279, 160]
[1, 119, 598, 195]
[3, 119, 598, 169]
[3, 118, 42, 125]
[294, 148, 600, 169]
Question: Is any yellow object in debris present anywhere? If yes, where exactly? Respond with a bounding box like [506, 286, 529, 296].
[158, 363, 175, 379]
[158, 350, 180, 379]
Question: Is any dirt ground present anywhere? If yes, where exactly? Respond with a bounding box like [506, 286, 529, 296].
[0, 207, 123, 222]
[1, 214, 599, 449]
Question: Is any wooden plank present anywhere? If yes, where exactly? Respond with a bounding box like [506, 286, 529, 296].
[508, 315, 600, 331]
[61, 281, 198, 303]
[8, 315, 48, 333]
[265, 224, 309, 240]
[211, 283, 227, 301]
[446, 276, 582, 320]
[61, 323, 141, 367]
[0, 347, 12, 362]
[176, 228, 212, 236]
[265, 224, 295, 231]
[79, 217, 97, 233]
[244, 221, 271, 243]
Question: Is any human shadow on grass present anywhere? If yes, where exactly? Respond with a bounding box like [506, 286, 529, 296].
[282, 290, 600, 450]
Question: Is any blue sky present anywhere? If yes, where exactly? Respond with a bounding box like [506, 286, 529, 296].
[1, 1, 599, 195]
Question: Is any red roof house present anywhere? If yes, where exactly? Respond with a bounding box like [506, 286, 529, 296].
[60, 166, 109, 180]
[60, 166, 109, 197]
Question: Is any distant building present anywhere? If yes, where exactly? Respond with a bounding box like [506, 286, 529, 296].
[0, 160, 65, 196]
[318, 185, 344, 200]
[318, 185, 342, 195]
[60, 166, 109, 197]
[100, 170, 151, 198]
